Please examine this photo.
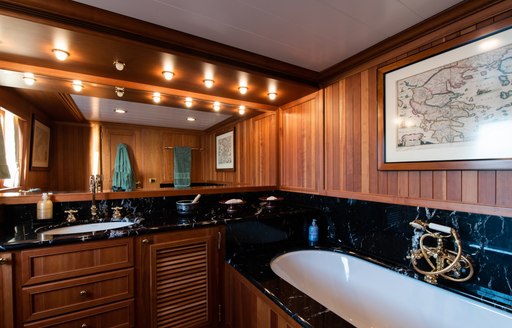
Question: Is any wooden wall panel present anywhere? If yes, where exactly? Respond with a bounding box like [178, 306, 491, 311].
[279, 93, 322, 193]
[49, 123, 93, 192]
[320, 6, 512, 216]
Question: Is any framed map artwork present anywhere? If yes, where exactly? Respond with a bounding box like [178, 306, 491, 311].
[378, 27, 512, 170]
[215, 128, 235, 171]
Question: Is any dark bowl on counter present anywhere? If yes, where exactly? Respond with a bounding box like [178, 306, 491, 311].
[176, 200, 199, 215]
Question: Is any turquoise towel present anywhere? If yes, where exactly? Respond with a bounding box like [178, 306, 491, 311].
[174, 146, 191, 187]
[112, 143, 136, 192]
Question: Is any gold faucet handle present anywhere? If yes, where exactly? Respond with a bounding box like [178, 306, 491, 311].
[64, 209, 78, 223]
[111, 206, 123, 220]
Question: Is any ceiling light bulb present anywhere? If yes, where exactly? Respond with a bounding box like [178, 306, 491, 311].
[238, 86, 248, 95]
[162, 70, 174, 80]
[22, 72, 36, 86]
[185, 97, 193, 108]
[113, 60, 125, 71]
[187, 117, 196, 122]
[153, 92, 161, 103]
[52, 49, 70, 61]
[268, 92, 277, 100]
[213, 101, 221, 111]
[114, 108, 126, 114]
[239, 105, 246, 115]
[115, 87, 124, 97]
[72, 80, 83, 92]
[203, 79, 214, 88]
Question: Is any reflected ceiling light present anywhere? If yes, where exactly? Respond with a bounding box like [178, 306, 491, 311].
[267, 92, 277, 100]
[187, 117, 196, 122]
[115, 87, 124, 97]
[238, 86, 248, 95]
[239, 105, 246, 115]
[203, 79, 215, 88]
[114, 108, 127, 114]
[162, 70, 174, 80]
[22, 72, 36, 86]
[113, 60, 126, 71]
[185, 97, 193, 108]
[152, 92, 161, 103]
[72, 80, 83, 92]
[52, 48, 70, 61]
[213, 101, 221, 112]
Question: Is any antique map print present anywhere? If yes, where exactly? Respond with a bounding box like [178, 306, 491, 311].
[387, 30, 512, 162]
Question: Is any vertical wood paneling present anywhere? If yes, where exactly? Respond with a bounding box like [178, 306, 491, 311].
[317, 5, 512, 212]
[420, 171, 433, 199]
[478, 171, 496, 205]
[360, 70, 370, 193]
[496, 171, 512, 207]
[280, 93, 321, 192]
[461, 171, 478, 204]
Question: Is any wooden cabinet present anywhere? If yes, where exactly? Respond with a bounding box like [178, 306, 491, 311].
[224, 264, 301, 328]
[135, 226, 224, 328]
[279, 92, 323, 193]
[14, 238, 135, 327]
[1, 252, 14, 328]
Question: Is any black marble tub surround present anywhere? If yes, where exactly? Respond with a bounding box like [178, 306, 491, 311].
[277, 191, 512, 313]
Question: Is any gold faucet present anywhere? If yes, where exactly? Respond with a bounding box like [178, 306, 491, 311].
[408, 219, 474, 284]
[89, 175, 102, 221]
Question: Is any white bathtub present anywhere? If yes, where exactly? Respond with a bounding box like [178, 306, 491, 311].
[270, 250, 512, 328]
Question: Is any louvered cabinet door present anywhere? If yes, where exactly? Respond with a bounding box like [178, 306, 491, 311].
[136, 227, 223, 328]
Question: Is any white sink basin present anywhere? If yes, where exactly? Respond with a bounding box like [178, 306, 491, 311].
[39, 222, 133, 236]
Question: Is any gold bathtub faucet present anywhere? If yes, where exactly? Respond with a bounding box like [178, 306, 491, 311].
[408, 219, 474, 285]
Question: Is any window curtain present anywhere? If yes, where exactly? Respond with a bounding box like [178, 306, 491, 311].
[0, 116, 11, 179]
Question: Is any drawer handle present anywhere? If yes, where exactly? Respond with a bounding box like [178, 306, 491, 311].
[81, 324, 88, 328]
[0, 257, 8, 265]
[142, 238, 149, 244]
[79, 290, 88, 297]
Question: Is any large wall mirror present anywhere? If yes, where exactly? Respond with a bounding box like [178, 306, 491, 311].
[0, 2, 317, 195]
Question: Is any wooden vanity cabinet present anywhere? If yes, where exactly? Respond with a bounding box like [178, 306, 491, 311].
[14, 238, 135, 328]
[1, 252, 14, 328]
[224, 264, 302, 328]
[135, 226, 224, 328]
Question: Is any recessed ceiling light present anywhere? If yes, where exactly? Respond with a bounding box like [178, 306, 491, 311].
[267, 92, 277, 100]
[185, 97, 193, 108]
[113, 60, 125, 71]
[153, 92, 161, 103]
[115, 87, 124, 97]
[203, 79, 214, 88]
[239, 105, 246, 115]
[213, 101, 221, 111]
[114, 108, 127, 114]
[187, 117, 196, 121]
[22, 72, 36, 86]
[52, 48, 70, 61]
[162, 70, 174, 80]
[72, 80, 83, 92]
[238, 86, 248, 95]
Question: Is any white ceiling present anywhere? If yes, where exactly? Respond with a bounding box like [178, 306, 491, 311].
[71, 95, 231, 130]
[74, 0, 462, 72]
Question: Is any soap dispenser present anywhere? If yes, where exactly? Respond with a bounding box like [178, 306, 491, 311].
[37, 192, 53, 220]
[308, 219, 319, 244]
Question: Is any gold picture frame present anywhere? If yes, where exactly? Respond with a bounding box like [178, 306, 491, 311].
[30, 115, 50, 171]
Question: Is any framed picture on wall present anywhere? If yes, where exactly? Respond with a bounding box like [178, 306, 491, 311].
[29, 115, 50, 171]
[215, 128, 235, 171]
[378, 27, 512, 170]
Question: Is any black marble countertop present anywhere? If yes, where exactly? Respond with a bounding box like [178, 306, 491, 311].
[0, 200, 313, 250]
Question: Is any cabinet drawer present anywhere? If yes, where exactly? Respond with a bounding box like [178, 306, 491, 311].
[23, 299, 134, 328]
[20, 238, 133, 286]
[22, 268, 134, 322]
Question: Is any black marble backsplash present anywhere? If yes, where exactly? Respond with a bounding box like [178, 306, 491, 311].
[277, 191, 512, 310]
